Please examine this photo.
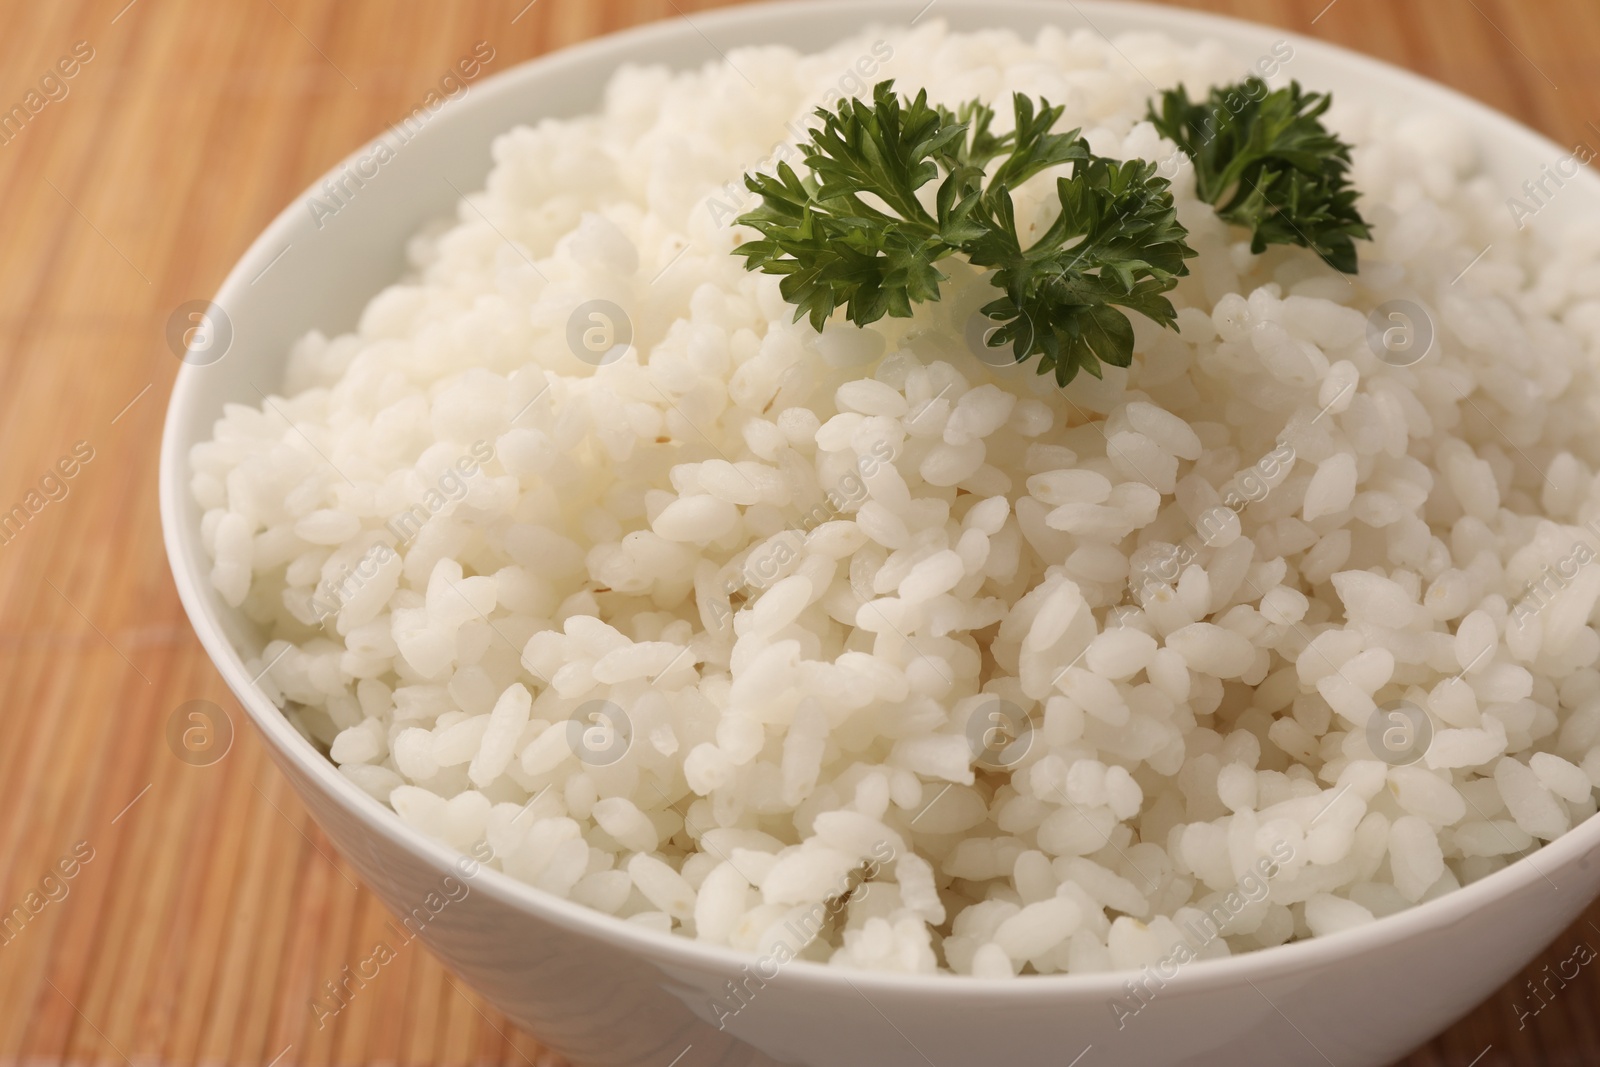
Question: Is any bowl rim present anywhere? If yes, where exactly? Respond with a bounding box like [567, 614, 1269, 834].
[160, 0, 1600, 1003]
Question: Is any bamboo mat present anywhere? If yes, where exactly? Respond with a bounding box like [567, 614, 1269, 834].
[1, 0, 1598, 1064]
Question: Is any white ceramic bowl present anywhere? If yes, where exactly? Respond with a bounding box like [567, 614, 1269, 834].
[159, 3, 1600, 1064]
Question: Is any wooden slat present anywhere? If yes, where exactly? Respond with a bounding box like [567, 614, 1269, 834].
[2, 1, 1598, 1064]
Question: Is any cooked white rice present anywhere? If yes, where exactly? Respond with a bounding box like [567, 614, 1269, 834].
[191, 21, 1600, 978]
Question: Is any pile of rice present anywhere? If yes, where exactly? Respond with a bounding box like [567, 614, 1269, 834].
[192, 22, 1600, 978]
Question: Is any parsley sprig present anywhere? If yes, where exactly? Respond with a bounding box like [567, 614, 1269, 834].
[1147, 78, 1371, 273]
[733, 80, 1196, 385]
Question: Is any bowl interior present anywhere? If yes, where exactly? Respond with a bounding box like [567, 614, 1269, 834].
[160, 0, 1600, 998]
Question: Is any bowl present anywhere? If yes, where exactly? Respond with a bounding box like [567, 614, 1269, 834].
[159, 2, 1600, 1064]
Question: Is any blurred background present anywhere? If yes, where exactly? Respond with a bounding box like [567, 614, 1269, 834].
[0, 0, 1593, 1064]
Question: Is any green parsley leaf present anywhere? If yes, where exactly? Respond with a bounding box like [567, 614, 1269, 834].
[733, 80, 1197, 385]
[1147, 78, 1372, 273]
